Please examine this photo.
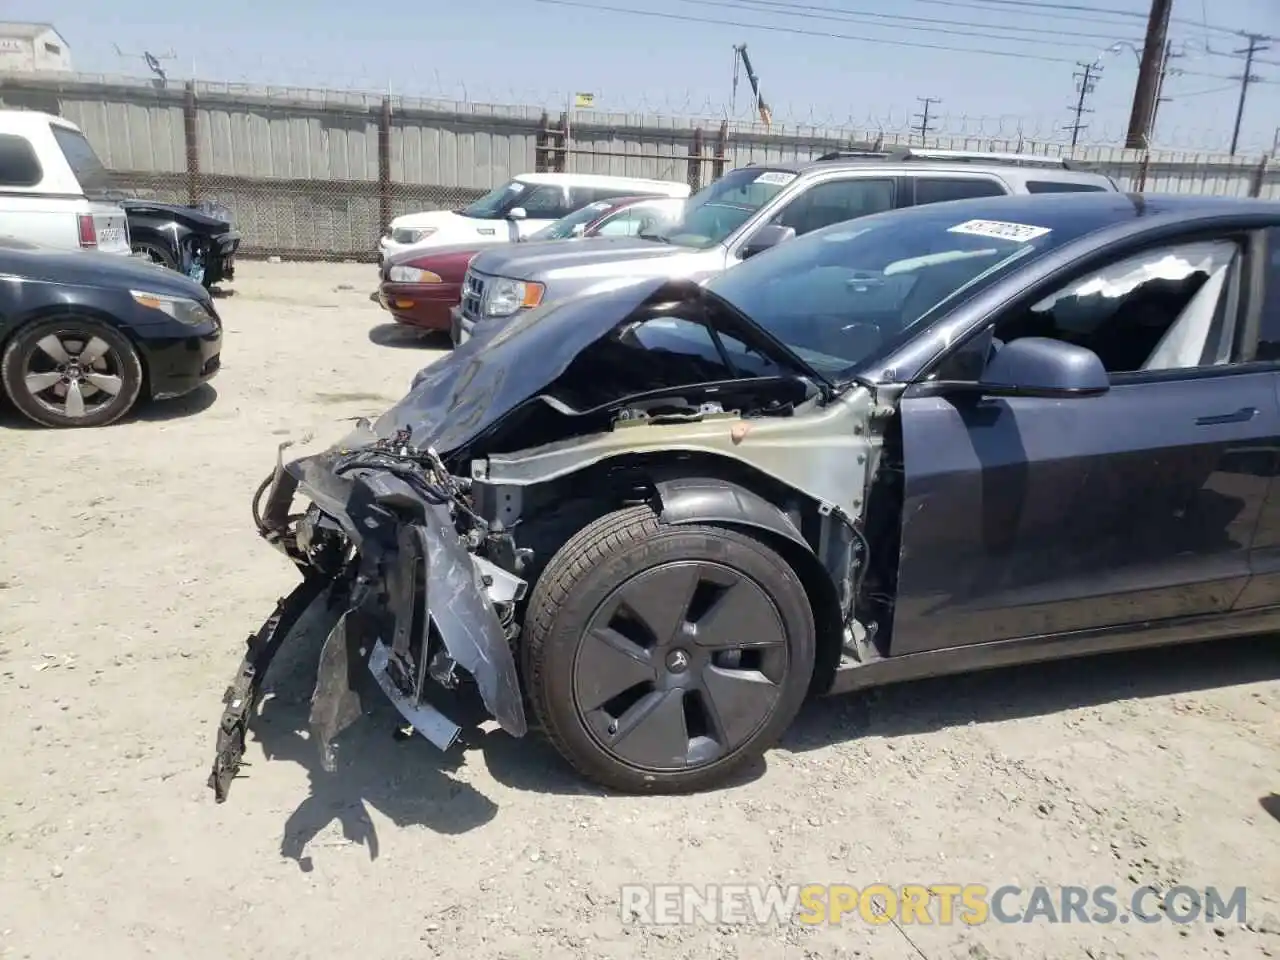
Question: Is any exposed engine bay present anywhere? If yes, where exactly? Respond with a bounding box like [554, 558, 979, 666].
[208, 277, 892, 801]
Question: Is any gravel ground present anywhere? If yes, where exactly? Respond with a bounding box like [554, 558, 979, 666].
[0, 260, 1277, 960]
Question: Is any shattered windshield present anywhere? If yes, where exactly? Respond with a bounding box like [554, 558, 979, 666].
[705, 206, 1065, 378]
[643, 167, 795, 250]
[458, 179, 528, 218]
[529, 201, 613, 240]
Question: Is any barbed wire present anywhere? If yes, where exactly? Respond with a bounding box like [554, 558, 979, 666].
[10, 67, 1274, 155]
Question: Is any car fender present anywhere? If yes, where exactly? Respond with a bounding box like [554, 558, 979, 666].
[652, 475, 810, 552]
[128, 216, 194, 263]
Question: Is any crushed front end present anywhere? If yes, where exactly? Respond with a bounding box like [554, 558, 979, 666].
[208, 423, 527, 802]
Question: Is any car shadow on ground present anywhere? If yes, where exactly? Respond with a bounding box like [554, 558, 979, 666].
[782, 634, 1280, 751]
[0, 383, 218, 429]
[247, 597, 1277, 868]
[252, 600, 500, 871]
[367, 322, 451, 351]
[1261, 793, 1280, 825]
[136, 383, 219, 421]
[248, 592, 769, 868]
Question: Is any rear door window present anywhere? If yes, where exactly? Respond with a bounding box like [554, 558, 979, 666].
[1254, 228, 1280, 362]
[913, 177, 1006, 205]
[520, 184, 575, 219]
[0, 134, 42, 187]
[49, 124, 110, 193]
[772, 178, 895, 236]
[1025, 180, 1111, 193]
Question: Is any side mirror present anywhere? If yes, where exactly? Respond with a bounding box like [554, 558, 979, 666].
[741, 224, 796, 259]
[507, 207, 527, 221]
[571, 223, 587, 237]
[977, 336, 1109, 398]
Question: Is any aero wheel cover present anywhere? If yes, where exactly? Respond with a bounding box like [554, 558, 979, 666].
[571, 560, 791, 773]
[21, 330, 126, 420]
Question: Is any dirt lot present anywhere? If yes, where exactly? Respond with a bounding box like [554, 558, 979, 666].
[0, 260, 1277, 960]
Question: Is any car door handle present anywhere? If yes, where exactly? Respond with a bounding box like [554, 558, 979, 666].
[1195, 407, 1257, 426]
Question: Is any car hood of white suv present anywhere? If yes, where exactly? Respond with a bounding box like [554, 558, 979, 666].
[387, 209, 516, 249]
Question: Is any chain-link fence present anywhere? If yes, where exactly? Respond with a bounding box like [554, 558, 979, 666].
[4, 71, 1276, 262]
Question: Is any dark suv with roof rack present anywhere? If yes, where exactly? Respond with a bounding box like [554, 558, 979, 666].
[450, 148, 1118, 344]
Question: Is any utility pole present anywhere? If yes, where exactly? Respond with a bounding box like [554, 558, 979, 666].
[913, 97, 941, 142]
[1124, 0, 1172, 148]
[1230, 32, 1271, 155]
[1067, 61, 1100, 148]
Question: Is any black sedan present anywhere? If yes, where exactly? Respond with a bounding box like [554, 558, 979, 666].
[0, 238, 222, 428]
[211, 191, 1280, 799]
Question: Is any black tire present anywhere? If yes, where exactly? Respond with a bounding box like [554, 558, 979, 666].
[1, 316, 144, 428]
[522, 504, 816, 793]
[132, 240, 177, 271]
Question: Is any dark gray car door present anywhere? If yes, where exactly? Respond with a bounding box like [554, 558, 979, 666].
[888, 230, 1280, 657]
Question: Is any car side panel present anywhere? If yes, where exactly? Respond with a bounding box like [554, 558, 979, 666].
[890, 373, 1280, 656]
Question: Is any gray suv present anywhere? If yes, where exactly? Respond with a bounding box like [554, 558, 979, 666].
[450, 147, 1118, 344]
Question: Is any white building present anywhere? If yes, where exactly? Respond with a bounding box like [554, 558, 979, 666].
[0, 23, 72, 73]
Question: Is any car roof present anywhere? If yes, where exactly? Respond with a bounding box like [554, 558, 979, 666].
[0, 109, 80, 133]
[816, 191, 1280, 251]
[513, 171, 689, 192]
[741, 147, 1117, 186]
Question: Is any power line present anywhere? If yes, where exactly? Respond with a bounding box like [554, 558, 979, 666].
[672, 0, 1146, 47]
[1066, 61, 1100, 148]
[530, 0, 1088, 63]
[913, 97, 942, 141]
[897, 0, 1240, 35]
[1230, 33, 1272, 155]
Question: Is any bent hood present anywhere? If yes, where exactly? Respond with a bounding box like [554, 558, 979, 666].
[287, 277, 814, 470]
[469, 236, 688, 281]
[121, 199, 232, 231]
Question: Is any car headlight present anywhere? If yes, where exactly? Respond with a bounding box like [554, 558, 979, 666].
[388, 266, 442, 283]
[130, 290, 213, 325]
[483, 278, 544, 317]
[392, 227, 437, 244]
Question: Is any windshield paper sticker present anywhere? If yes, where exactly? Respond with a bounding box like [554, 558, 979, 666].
[754, 171, 798, 186]
[948, 219, 1051, 242]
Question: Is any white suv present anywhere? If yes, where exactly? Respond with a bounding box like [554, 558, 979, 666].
[379, 172, 691, 262]
[0, 110, 130, 256]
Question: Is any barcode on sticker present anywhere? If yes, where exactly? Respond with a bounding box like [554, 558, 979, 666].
[754, 171, 798, 186]
[947, 219, 1051, 242]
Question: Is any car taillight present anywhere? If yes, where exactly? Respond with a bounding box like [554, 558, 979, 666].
[77, 214, 97, 248]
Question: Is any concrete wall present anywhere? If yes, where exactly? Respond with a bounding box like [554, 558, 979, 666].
[1, 70, 1276, 259]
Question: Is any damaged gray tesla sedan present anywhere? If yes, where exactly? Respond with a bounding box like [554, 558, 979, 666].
[210, 191, 1280, 799]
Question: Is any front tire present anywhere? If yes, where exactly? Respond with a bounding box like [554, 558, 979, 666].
[522, 505, 816, 793]
[1, 317, 144, 428]
[132, 241, 177, 271]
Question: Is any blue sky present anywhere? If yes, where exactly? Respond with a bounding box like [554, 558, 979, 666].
[13, 0, 1280, 152]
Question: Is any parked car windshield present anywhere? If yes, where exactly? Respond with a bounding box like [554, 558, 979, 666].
[642, 167, 795, 250]
[705, 204, 1065, 378]
[457, 179, 529, 218]
[529, 201, 613, 241]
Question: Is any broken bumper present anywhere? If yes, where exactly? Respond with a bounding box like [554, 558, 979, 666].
[208, 437, 527, 802]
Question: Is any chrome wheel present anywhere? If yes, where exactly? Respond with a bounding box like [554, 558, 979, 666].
[573, 560, 791, 772]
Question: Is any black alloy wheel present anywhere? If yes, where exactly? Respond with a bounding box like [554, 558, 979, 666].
[523, 505, 816, 793]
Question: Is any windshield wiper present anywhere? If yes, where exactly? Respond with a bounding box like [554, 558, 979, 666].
[637, 232, 671, 244]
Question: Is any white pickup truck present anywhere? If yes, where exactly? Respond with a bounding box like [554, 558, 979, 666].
[0, 110, 130, 256]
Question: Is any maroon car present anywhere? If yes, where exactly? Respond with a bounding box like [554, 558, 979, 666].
[375, 195, 684, 331]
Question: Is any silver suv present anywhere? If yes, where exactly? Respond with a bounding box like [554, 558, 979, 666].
[450, 148, 1118, 344]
